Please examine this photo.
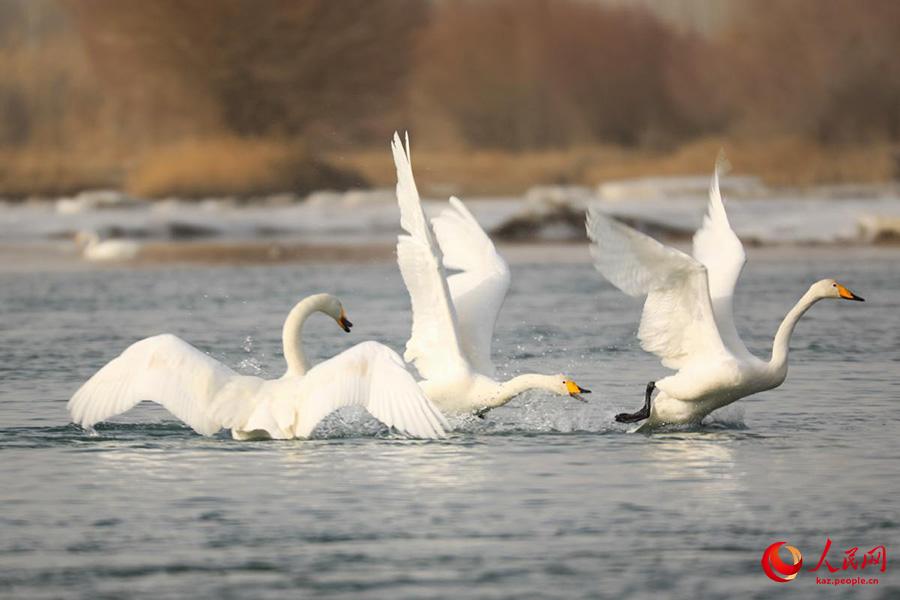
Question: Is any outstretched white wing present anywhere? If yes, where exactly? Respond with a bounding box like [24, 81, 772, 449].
[587, 210, 731, 369]
[431, 196, 511, 376]
[292, 341, 448, 439]
[392, 132, 471, 381]
[68, 334, 247, 435]
[691, 157, 750, 357]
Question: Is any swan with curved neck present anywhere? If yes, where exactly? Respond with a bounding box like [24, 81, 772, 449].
[68, 293, 446, 440]
[588, 158, 865, 429]
[281, 293, 352, 376]
[392, 133, 589, 416]
[767, 282, 864, 373]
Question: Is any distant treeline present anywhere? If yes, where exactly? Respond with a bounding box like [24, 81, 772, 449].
[415, 0, 900, 149]
[0, 0, 897, 196]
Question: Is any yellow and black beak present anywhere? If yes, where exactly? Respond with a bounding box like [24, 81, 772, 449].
[837, 284, 865, 302]
[338, 310, 353, 333]
[565, 380, 591, 402]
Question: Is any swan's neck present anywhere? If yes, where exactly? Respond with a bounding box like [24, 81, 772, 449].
[282, 294, 331, 377]
[769, 290, 820, 375]
[491, 374, 560, 408]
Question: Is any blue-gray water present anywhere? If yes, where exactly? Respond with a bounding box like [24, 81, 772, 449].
[1, 247, 897, 599]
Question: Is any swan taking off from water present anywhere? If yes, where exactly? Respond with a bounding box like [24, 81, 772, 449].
[392, 133, 589, 415]
[587, 160, 864, 430]
[68, 293, 447, 440]
[75, 230, 141, 262]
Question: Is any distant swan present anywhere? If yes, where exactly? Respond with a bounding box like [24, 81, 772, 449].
[587, 160, 864, 430]
[392, 133, 589, 415]
[75, 230, 141, 262]
[68, 293, 447, 440]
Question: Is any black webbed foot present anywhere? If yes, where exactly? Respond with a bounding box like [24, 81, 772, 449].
[614, 408, 649, 423]
[614, 381, 655, 424]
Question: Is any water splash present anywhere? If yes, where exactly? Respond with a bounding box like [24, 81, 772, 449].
[237, 335, 263, 375]
[309, 406, 390, 439]
[704, 404, 747, 429]
[446, 391, 620, 436]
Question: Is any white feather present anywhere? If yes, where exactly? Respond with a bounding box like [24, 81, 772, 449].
[68, 296, 447, 440]
[392, 133, 471, 381]
[392, 132, 587, 415]
[291, 341, 448, 439]
[587, 211, 730, 370]
[68, 334, 240, 436]
[431, 196, 511, 376]
[691, 159, 751, 358]
[587, 158, 864, 428]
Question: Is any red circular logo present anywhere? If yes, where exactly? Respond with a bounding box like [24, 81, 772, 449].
[762, 542, 803, 582]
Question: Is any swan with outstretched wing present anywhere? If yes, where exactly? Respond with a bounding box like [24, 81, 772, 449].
[393, 133, 589, 415]
[431, 196, 511, 377]
[68, 294, 447, 440]
[587, 159, 864, 429]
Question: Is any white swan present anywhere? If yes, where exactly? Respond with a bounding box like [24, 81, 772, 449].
[75, 230, 141, 262]
[587, 161, 864, 430]
[392, 133, 589, 415]
[68, 293, 447, 440]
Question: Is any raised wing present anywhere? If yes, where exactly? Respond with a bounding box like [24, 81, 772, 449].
[292, 341, 448, 439]
[392, 132, 471, 380]
[692, 155, 749, 356]
[587, 209, 731, 369]
[431, 196, 511, 376]
[68, 334, 245, 435]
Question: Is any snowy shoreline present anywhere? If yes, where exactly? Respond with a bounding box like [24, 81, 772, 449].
[2, 178, 900, 256]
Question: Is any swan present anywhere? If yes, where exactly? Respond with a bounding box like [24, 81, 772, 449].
[68, 293, 447, 440]
[75, 230, 141, 262]
[392, 132, 590, 415]
[587, 160, 864, 430]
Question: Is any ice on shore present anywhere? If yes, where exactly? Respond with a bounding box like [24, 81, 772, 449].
[504, 179, 900, 244]
[2, 181, 900, 247]
[598, 175, 766, 201]
[858, 214, 900, 243]
[56, 190, 148, 214]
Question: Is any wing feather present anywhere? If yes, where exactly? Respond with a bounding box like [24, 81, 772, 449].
[68, 334, 242, 435]
[691, 156, 749, 356]
[392, 132, 470, 380]
[587, 209, 730, 369]
[431, 196, 511, 375]
[292, 341, 448, 439]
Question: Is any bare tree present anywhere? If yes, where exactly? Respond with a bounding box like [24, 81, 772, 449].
[413, 0, 720, 150]
[726, 0, 900, 144]
[64, 0, 427, 146]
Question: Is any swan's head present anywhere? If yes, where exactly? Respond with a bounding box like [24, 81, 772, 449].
[554, 377, 591, 402]
[813, 279, 865, 302]
[320, 295, 353, 332]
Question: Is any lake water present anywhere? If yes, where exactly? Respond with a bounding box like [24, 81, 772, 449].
[1, 246, 897, 598]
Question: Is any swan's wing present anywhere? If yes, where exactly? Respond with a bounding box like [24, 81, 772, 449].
[292, 341, 448, 439]
[692, 157, 746, 294]
[587, 209, 731, 369]
[691, 157, 749, 355]
[392, 132, 470, 380]
[68, 334, 239, 436]
[431, 196, 511, 376]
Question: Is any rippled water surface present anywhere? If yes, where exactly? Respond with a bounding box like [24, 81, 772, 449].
[1, 247, 898, 599]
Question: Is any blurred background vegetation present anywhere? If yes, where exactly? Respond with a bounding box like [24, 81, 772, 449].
[0, 0, 898, 198]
